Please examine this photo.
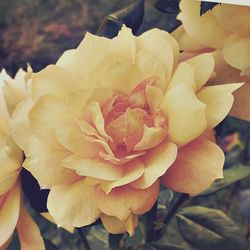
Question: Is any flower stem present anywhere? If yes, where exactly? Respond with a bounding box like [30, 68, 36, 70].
[163, 193, 189, 225]
[77, 228, 91, 250]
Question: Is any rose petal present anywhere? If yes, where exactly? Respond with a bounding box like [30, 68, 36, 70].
[197, 83, 244, 128]
[47, 179, 101, 227]
[0, 182, 21, 247]
[131, 142, 177, 189]
[24, 136, 77, 187]
[0, 170, 20, 196]
[17, 204, 45, 250]
[61, 155, 123, 181]
[161, 138, 224, 195]
[160, 84, 206, 146]
[96, 180, 159, 221]
[222, 34, 250, 74]
[101, 159, 144, 193]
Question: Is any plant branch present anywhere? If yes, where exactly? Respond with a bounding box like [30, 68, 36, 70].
[163, 193, 189, 225]
[77, 228, 91, 250]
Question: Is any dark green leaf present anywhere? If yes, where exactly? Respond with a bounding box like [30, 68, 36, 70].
[198, 166, 250, 196]
[97, 0, 145, 38]
[7, 233, 20, 250]
[177, 206, 249, 250]
[154, 0, 180, 14]
[44, 239, 59, 250]
[108, 233, 124, 250]
[125, 225, 144, 248]
[150, 243, 185, 250]
[200, 1, 220, 15]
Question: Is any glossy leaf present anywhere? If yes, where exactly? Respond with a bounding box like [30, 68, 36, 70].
[97, 0, 145, 38]
[198, 165, 250, 197]
[200, 1, 220, 15]
[108, 233, 124, 250]
[44, 239, 59, 250]
[177, 206, 249, 250]
[154, 0, 180, 14]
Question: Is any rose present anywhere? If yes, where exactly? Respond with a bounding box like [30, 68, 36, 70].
[173, 0, 250, 120]
[0, 69, 44, 249]
[11, 26, 243, 235]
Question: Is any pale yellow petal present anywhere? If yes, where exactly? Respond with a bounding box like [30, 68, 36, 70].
[0, 170, 20, 196]
[178, 0, 229, 49]
[160, 84, 206, 146]
[171, 26, 205, 52]
[17, 205, 45, 250]
[131, 142, 177, 189]
[23, 136, 77, 187]
[96, 180, 159, 221]
[0, 182, 21, 247]
[197, 83, 244, 128]
[47, 180, 101, 227]
[185, 53, 215, 90]
[62, 155, 123, 181]
[100, 159, 144, 193]
[161, 139, 224, 195]
[11, 98, 33, 151]
[222, 34, 250, 74]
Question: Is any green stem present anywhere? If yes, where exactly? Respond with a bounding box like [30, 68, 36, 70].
[77, 228, 91, 250]
[163, 193, 189, 225]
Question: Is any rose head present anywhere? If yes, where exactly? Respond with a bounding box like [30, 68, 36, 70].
[0, 69, 44, 249]
[174, 0, 250, 120]
[11, 26, 243, 235]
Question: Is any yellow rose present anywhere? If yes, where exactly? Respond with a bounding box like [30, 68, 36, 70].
[11, 26, 243, 235]
[0, 69, 44, 250]
[173, 0, 250, 120]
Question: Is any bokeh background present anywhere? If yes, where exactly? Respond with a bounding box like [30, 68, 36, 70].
[1, 1, 250, 249]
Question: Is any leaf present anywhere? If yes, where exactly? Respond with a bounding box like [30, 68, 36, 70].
[108, 233, 124, 250]
[154, 0, 180, 14]
[97, 0, 145, 38]
[125, 225, 144, 248]
[200, 1, 220, 16]
[150, 243, 185, 250]
[44, 239, 59, 250]
[177, 206, 249, 250]
[198, 165, 250, 196]
[6, 233, 20, 250]
[21, 168, 49, 213]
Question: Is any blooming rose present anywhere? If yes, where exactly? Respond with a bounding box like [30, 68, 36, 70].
[173, 0, 250, 120]
[11, 26, 243, 235]
[0, 69, 44, 250]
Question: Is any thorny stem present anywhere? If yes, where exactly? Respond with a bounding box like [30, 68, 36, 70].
[163, 193, 190, 225]
[77, 228, 91, 250]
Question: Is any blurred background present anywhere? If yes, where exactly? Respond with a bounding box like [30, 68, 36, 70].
[1, 1, 250, 249]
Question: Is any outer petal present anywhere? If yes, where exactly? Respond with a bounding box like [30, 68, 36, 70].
[10, 98, 33, 151]
[96, 180, 159, 221]
[171, 26, 205, 52]
[0, 170, 20, 196]
[136, 29, 174, 84]
[161, 138, 224, 195]
[160, 84, 206, 146]
[47, 179, 101, 227]
[185, 53, 215, 90]
[23, 136, 77, 187]
[131, 142, 177, 189]
[29, 95, 67, 149]
[197, 83, 244, 128]
[0, 182, 21, 247]
[0, 137, 22, 180]
[213, 4, 250, 36]
[178, 0, 229, 49]
[222, 34, 250, 74]
[32, 65, 82, 101]
[101, 213, 138, 236]
[62, 155, 123, 181]
[16, 204, 45, 250]
[230, 80, 250, 121]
